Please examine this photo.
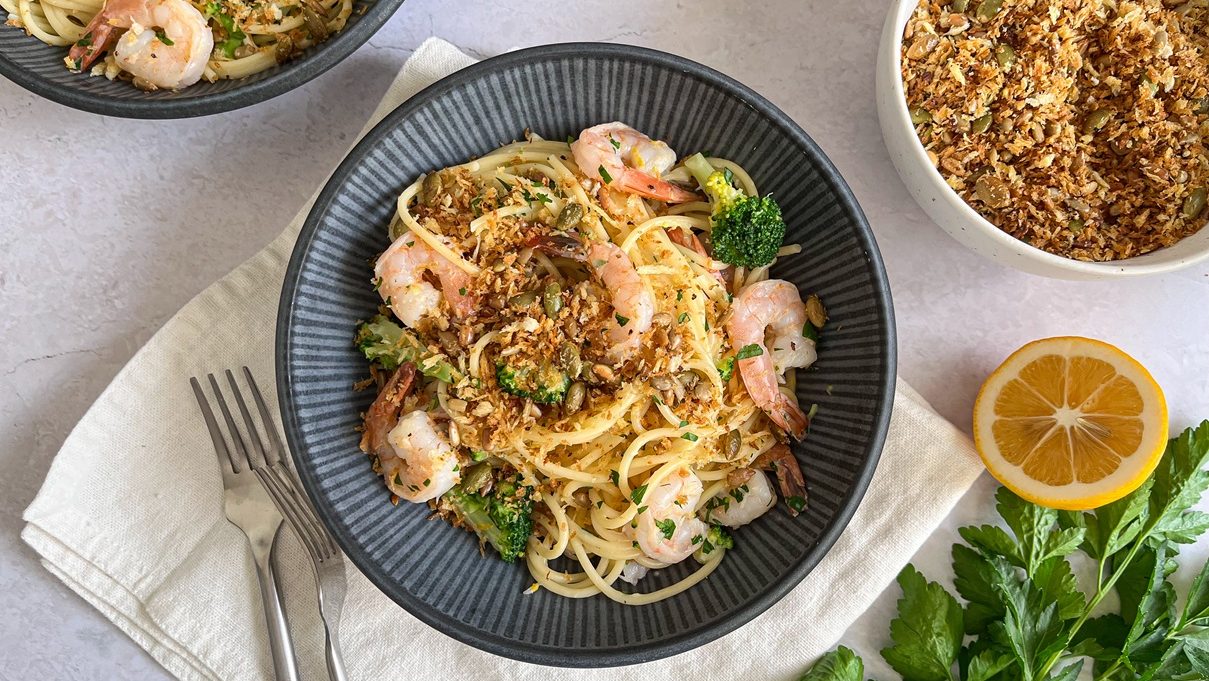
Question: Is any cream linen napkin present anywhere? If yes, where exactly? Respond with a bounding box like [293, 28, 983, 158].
[22, 38, 984, 681]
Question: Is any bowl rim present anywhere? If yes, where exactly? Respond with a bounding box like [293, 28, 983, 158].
[276, 41, 897, 667]
[880, 0, 1209, 276]
[0, 0, 405, 119]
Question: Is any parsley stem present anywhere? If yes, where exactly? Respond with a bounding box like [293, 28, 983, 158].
[1033, 527, 1150, 678]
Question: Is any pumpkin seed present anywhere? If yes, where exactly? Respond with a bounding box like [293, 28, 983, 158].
[974, 175, 1011, 208]
[508, 291, 538, 307]
[975, 0, 1002, 20]
[805, 295, 828, 329]
[558, 342, 582, 378]
[724, 429, 742, 458]
[555, 203, 584, 230]
[972, 113, 993, 134]
[543, 283, 563, 317]
[1183, 187, 1207, 219]
[420, 172, 443, 206]
[994, 43, 1016, 71]
[563, 381, 586, 413]
[1083, 108, 1113, 134]
[909, 106, 932, 125]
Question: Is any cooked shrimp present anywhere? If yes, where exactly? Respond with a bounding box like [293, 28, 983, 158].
[359, 363, 416, 459]
[707, 470, 776, 528]
[727, 279, 815, 439]
[375, 231, 476, 327]
[754, 443, 808, 517]
[572, 123, 697, 204]
[67, 0, 212, 89]
[382, 411, 461, 503]
[589, 241, 655, 363]
[630, 466, 708, 564]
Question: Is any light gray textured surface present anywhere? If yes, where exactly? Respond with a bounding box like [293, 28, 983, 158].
[2, 0, 1208, 679]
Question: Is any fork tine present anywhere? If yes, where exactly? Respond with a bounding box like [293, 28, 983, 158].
[256, 468, 325, 560]
[243, 366, 286, 468]
[207, 373, 250, 473]
[190, 377, 239, 474]
[225, 369, 269, 468]
[272, 465, 336, 559]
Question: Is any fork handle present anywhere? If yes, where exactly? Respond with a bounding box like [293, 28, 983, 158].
[256, 528, 300, 681]
[322, 624, 348, 681]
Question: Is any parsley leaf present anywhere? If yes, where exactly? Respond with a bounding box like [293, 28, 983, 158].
[881, 565, 964, 681]
[598, 165, 613, 184]
[631, 484, 648, 505]
[615, 313, 629, 327]
[734, 343, 764, 361]
[655, 518, 676, 539]
[797, 646, 863, 681]
[155, 29, 174, 45]
[681, 432, 698, 442]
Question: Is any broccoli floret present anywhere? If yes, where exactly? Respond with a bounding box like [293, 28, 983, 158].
[443, 475, 534, 562]
[693, 523, 734, 563]
[496, 361, 569, 404]
[684, 153, 787, 269]
[355, 315, 459, 382]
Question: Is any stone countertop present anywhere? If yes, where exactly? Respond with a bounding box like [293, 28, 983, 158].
[2, 0, 1208, 678]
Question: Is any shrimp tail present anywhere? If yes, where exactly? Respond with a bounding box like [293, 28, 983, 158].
[617, 170, 698, 204]
[359, 362, 417, 458]
[668, 227, 727, 286]
[754, 443, 808, 516]
[67, 19, 119, 70]
[771, 397, 810, 440]
[528, 233, 587, 262]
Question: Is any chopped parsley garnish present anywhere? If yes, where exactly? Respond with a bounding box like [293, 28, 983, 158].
[723, 167, 734, 184]
[652, 394, 664, 405]
[677, 312, 689, 324]
[615, 314, 629, 327]
[637, 505, 648, 514]
[155, 30, 174, 45]
[676, 290, 683, 301]
[498, 178, 513, 193]
[204, 2, 246, 58]
[470, 196, 483, 217]
[609, 470, 620, 486]
[470, 450, 488, 462]
[655, 518, 676, 539]
[735, 344, 764, 360]
[679, 420, 689, 428]
[598, 165, 613, 184]
[458, 287, 467, 295]
[75, 34, 92, 47]
[631, 484, 649, 504]
[681, 432, 699, 442]
[802, 320, 820, 342]
[786, 496, 807, 512]
[422, 478, 430, 487]
[717, 357, 736, 381]
[609, 136, 621, 150]
[691, 534, 703, 545]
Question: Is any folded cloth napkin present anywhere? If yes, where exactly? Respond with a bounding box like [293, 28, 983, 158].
[23, 38, 985, 681]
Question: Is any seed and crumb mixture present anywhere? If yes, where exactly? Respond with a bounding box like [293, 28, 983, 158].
[902, 0, 1209, 261]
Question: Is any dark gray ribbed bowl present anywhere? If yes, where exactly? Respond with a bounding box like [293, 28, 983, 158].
[0, 0, 403, 118]
[277, 43, 896, 667]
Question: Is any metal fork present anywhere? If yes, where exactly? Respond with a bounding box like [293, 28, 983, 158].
[258, 462, 349, 681]
[190, 370, 300, 681]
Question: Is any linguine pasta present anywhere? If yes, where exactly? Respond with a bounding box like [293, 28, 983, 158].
[355, 128, 818, 605]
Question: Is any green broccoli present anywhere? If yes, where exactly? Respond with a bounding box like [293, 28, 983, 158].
[443, 475, 534, 562]
[684, 153, 787, 269]
[496, 361, 569, 404]
[355, 315, 459, 383]
[693, 523, 734, 563]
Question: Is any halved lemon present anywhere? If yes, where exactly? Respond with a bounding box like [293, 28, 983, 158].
[973, 337, 1167, 511]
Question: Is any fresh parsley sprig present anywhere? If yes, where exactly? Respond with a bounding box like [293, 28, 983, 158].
[799, 421, 1209, 681]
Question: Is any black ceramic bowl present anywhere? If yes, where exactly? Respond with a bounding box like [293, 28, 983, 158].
[277, 42, 896, 667]
[0, 0, 403, 118]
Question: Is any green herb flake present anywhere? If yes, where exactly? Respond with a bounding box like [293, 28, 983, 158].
[734, 344, 764, 361]
[631, 484, 649, 504]
[615, 314, 629, 327]
[609, 470, 620, 486]
[655, 518, 676, 539]
[681, 432, 699, 442]
[677, 312, 689, 324]
[598, 165, 613, 184]
[155, 29, 174, 45]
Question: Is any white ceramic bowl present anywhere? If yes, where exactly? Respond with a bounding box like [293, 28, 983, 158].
[875, 0, 1209, 280]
